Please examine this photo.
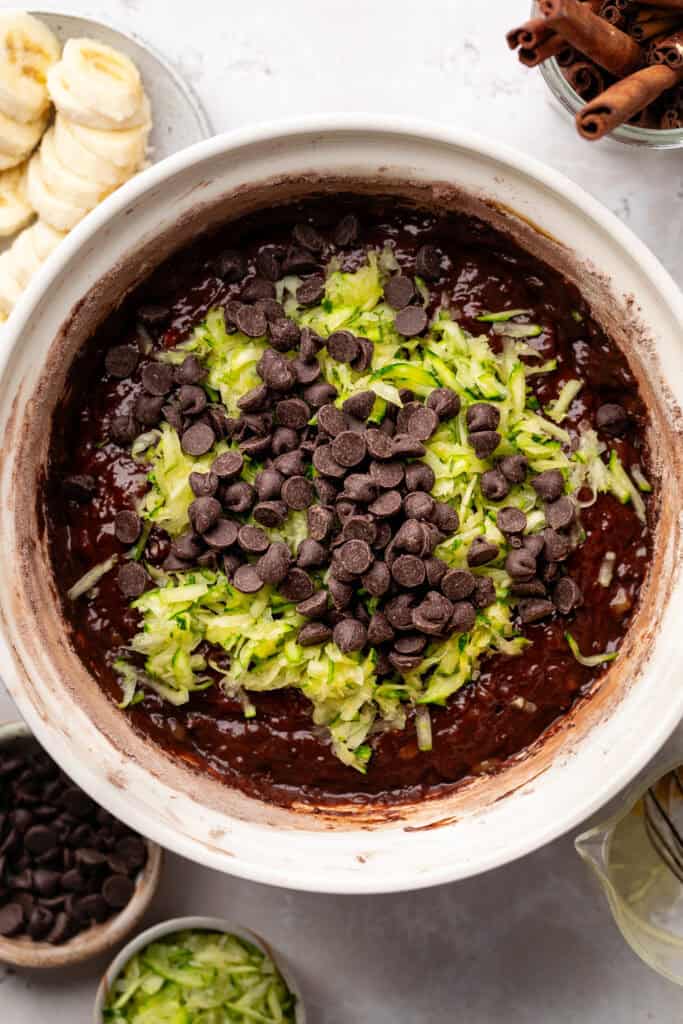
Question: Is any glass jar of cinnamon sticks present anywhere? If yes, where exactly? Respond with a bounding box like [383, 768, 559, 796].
[521, 0, 683, 147]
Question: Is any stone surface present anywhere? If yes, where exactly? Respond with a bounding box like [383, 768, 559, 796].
[2, 0, 683, 1018]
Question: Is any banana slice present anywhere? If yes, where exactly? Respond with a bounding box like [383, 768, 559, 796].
[10, 223, 44, 289]
[26, 151, 90, 232]
[39, 126, 111, 209]
[0, 12, 60, 124]
[47, 40, 147, 131]
[0, 163, 33, 236]
[31, 218, 65, 261]
[58, 103, 150, 168]
[53, 114, 136, 187]
[0, 249, 23, 315]
[0, 106, 47, 162]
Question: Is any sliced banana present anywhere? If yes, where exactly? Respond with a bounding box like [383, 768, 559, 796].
[47, 40, 147, 131]
[0, 162, 33, 236]
[39, 126, 111, 209]
[53, 114, 136, 187]
[0, 105, 47, 162]
[0, 12, 60, 124]
[31, 218, 66, 262]
[59, 104, 150, 169]
[26, 151, 90, 232]
[0, 248, 23, 315]
[10, 223, 44, 288]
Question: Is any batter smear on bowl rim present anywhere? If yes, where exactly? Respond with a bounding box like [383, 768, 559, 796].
[46, 195, 652, 806]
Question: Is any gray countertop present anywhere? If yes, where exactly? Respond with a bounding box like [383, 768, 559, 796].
[2, 0, 683, 1018]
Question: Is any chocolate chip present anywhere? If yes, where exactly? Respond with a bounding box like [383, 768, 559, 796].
[222, 481, 256, 515]
[254, 542, 290, 585]
[231, 565, 263, 594]
[505, 548, 537, 581]
[384, 275, 415, 309]
[207, 453, 241, 483]
[254, 469, 283, 501]
[268, 318, 300, 352]
[391, 554, 426, 588]
[431, 502, 459, 535]
[205, 406, 235, 440]
[330, 431, 366, 468]
[333, 618, 367, 653]
[110, 413, 138, 446]
[296, 274, 325, 306]
[543, 527, 570, 562]
[596, 403, 628, 437]
[342, 391, 375, 421]
[402, 491, 433, 521]
[518, 598, 555, 624]
[497, 507, 527, 534]
[241, 277, 276, 303]
[336, 498, 357, 523]
[235, 525, 268, 555]
[255, 245, 281, 281]
[407, 406, 440, 442]
[113, 510, 141, 546]
[279, 568, 314, 602]
[274, 398, 308, 431]
[327, 330, 359, 364]
[279, 476, 313, 511]
[175, 355, 205, 386]
[545, 496, 575, 531]
[438, 570, 476, 607]
[365, 490, 400, 518]
[216, 249, 246, 281]
[259, 353, 296, 392]
[181, 422, 215, 456]
[361, 560, 391, 597]
[105, 344, 138, 379]
[423, 556, 447, 588]
[467, 538, 499, 567]
[333, 214, 359, 247]
[523, 534, 545, 558]
[467, 403, 500, 433]
[237, 385, 269, 414]
[172, 532, 202, 562]
[141, 361, 175, 398]
[413, 592, 453, 634]
[239, 435, 271, 457]
[313, 444, 347, 479]
[342, 474, 377, 504]
[353, 336, 374, 374]
[366, 612, 394, 645]
[0, 903, 23, 936]
[469, 430, 501, 460]
[297, 622, 332, 646]
[416, 244, 441, 281]
[188, 496, 221, 535]
[296, 591, 328, 619]
[293, 223, 325, 253]
[294, 539, 325, 570]
[512, 579, 546, 597]
[315, 479, 338, 505]
[480, 468, 510, 502]
[394, 633, 427, 656]
[24, 824, 57, 855]
[401, 465, 432, 497]
[117, 562, 148, 598]
[341, 515, 375, 545]
[532, 470, 565, 501]
[389, 652, 422, 674]
[365, 429, 394, 460]
[274, 449, 307, 477]
[553, 576, 583, 614]
[339, 539, 373, 575]
[101, 874, 134, 909]
[27, 905, 53, 939]
[395, 306, 428, 337]
[367, 464, 402, 494]
[392, 434, 426, 458]
[134, 394, 165, 426]
[450, 601, 476, 633]
[325, 576, 351, 610]
[306, 505, 335, 543]
[271, 427, 299, 456]
[426, 387, 460, 420]
[252, 501, 287, 528]
[315, 403, 346, 438]
[394, 519, 426, 556]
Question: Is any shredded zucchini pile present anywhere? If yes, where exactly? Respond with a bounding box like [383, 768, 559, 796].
[103, 929, 297, 1024]
[111, 249, 648, 772]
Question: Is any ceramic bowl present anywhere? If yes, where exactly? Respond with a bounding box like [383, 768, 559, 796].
[93, 916, 306, 1022]
[0, 117, 682, 894]
[0, 721, 162, 968]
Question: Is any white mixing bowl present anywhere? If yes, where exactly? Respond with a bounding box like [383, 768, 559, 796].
[0, 117, 682, 893]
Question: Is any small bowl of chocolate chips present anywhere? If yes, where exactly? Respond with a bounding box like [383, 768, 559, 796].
[0, 721, 162, 968]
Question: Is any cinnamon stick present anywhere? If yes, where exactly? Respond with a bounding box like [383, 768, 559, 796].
[638, 0, 683, 8]
[519, 34, 569, 66]
[507, 17, 554, 50]
[565, 59, 608, 96]
[576, 61, 683, 136]
[538, 0, 645, 74]
[660, 105, 683, 125]
[649, 28, 683, 64]
[601, 2, 628, 28]
[632, 15, 683, 41]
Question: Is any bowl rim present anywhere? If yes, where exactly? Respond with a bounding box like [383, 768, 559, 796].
[92, 915, 306, 1023]
[0, 720, 163, 968]
[0, 115, 682, 893]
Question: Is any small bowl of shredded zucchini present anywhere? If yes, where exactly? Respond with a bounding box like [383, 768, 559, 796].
[94, 916, 304, 1023]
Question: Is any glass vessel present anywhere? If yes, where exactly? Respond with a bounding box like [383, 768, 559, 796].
[529, 2, 683, 149]
[576, 761, 683, 985]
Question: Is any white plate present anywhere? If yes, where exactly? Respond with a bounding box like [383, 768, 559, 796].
[31, 9, 213, 159]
